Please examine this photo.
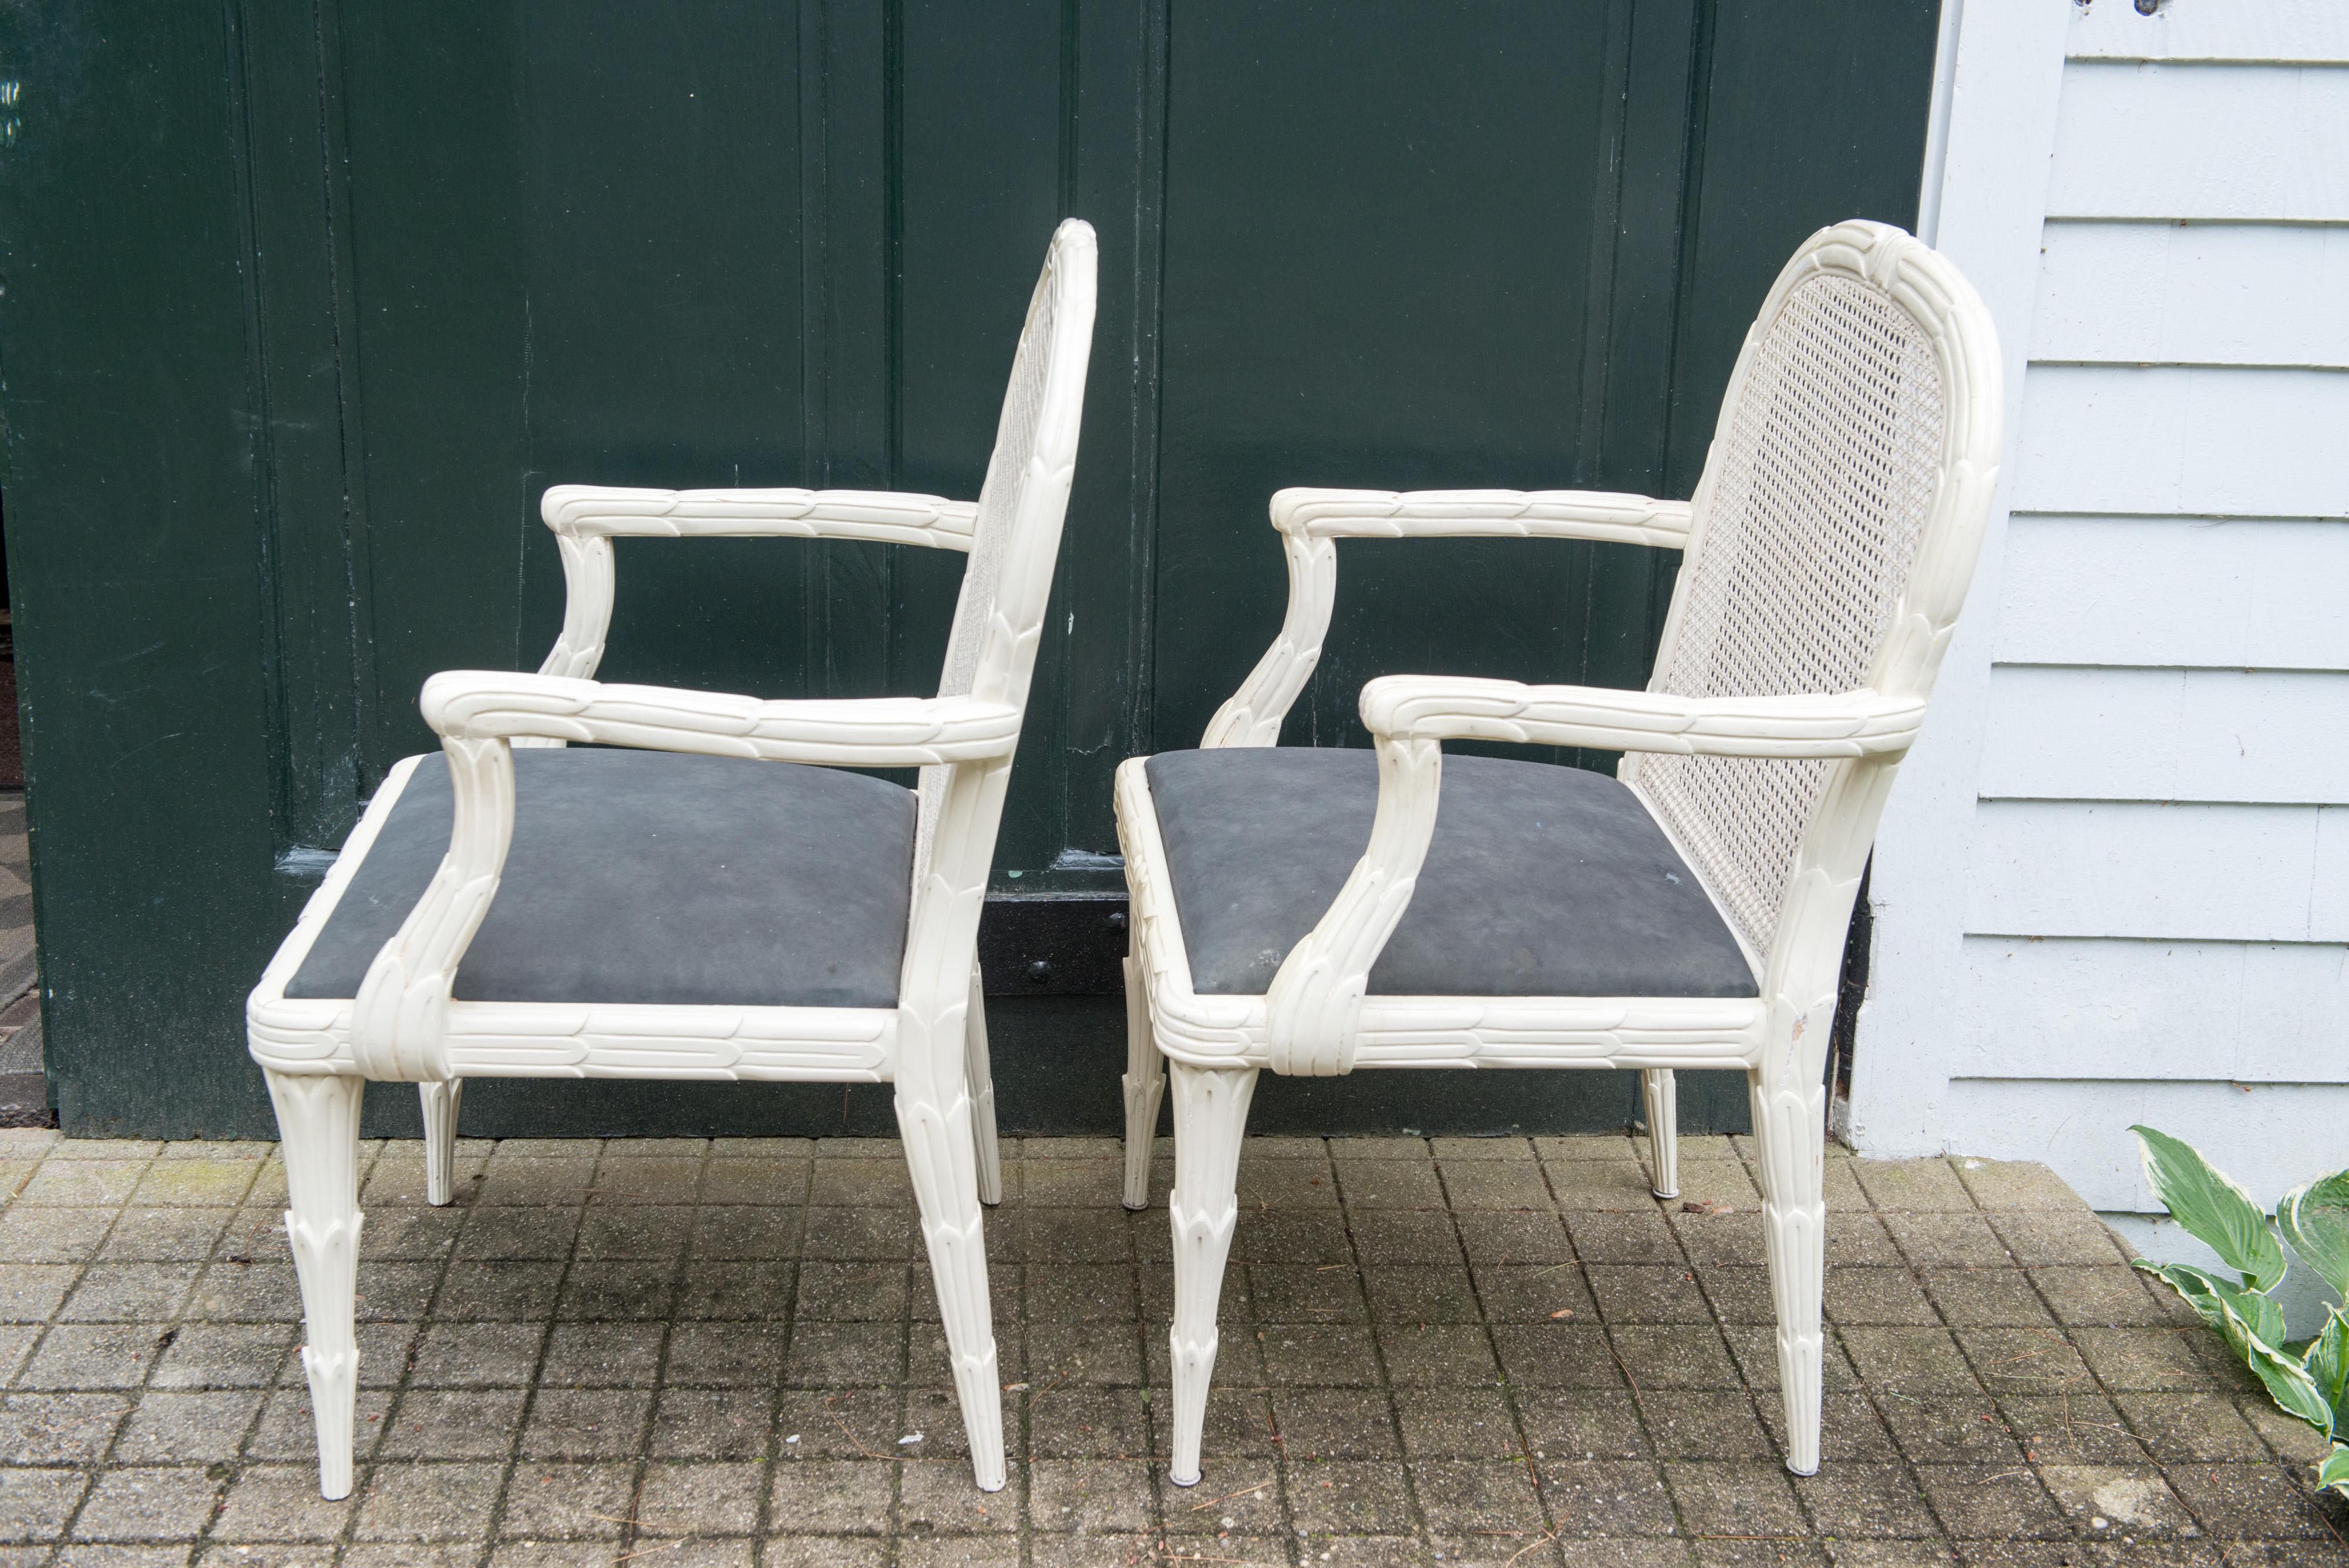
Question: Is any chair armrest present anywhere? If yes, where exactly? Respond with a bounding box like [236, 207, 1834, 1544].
[1268, 486, 1691, 549]
[541, 483, 978, 549]
[422, 671, 1022, 766]
[1201, 486, 1691, 749]
[1357, 677, 1927, 759]
[531, 484, 977, 685]
[1258, 675, 1921, 1076]
[349, 674, 1018, 1079]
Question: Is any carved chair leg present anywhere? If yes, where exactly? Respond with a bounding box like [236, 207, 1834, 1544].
[896, 1019, 1005, 1492]
[965, 967, 1002, 1206]
[1120, 953, 1165, 1210]
[419, 1079, 465, 1207]
[1641, 1068, 1680, 1200]
[1166, 1060, 1256, 1486]
[1748, 1063, 1826, 1475]
[265, 1069, 366, 1500]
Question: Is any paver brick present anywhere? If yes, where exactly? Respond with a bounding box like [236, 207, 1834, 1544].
[70, 1466, 225, 1542]
[0, 1468, 90, 1543]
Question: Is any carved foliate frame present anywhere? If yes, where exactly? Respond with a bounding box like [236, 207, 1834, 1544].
[247, 219, 1100, 1092]
[1125, 220, 2001, 1084]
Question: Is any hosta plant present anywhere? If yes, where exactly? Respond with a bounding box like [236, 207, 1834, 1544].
[2129, 1126, 2348, 1500]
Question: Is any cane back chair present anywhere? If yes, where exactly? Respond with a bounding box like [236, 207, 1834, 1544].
[247, 219, 1097, 1498]
[1115, 221, 2000, 1483]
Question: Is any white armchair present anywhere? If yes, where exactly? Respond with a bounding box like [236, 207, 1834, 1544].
[247, 220, 1097, 1498]
[1115, 221, 2001, 1485]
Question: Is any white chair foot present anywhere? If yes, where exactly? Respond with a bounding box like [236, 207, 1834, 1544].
[1643, 1068, 1680, 1200]
[965, 967, 1002, 1206]
[896, 1069, 1005, 1490]
[265, 1069, 366, 1500]
[419, 1078, 464, 1206]
[1748, 1065, 1826, 1476]
[1120, 954, 1164, 1210]
[1166, 1060, 1256, 1486]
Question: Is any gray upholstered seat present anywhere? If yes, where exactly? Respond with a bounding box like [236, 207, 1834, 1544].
[288, 748, 914, 1008]
[1143, 747, 1756, 999]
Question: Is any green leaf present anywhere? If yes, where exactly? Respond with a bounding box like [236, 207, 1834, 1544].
[2309, 1312, 2349, 1436]
[2136, 1258, 2283, 1343]
[2215, 1292, 2334, 1435]
[2320, 1445, 2349, 1498]
[2231, 1280, 2289, 1352]
[2131, 1126, 2289, 1293]
[2135, 1259, 2225, 1330]
[2278, 1169, 2349, 1301]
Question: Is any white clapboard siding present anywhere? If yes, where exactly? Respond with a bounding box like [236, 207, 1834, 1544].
[1946, 936, 2349, 1084]
[1942, 1078, 2348, 1213]
[1968, 800, 2349, 943]
[2012, 366, 2349, 517]
[2069, 0, 2349, 66]
[1997, 517, 2349, 669]
[2046, 62, 2349, 222]
[2033, 222, 2349, 367]
[1981, 666, 2349, 804]
[1854, 2, 2349, 1201]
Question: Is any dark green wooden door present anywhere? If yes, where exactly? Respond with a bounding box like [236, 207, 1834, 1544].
[0, 1, 1941, 1135]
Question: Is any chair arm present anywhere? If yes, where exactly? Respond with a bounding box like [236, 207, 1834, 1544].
[531, 484, 977, 685]
[1201, 487, 1691, 749]
[421, 671, 1022, 766]
[348, 674, 1018, 1079]
[1357, 677, 1928, 759]
[1258, 676, 1923, 1076]
[1269, 486, 1692, 549]
[541, 483, 978, 549]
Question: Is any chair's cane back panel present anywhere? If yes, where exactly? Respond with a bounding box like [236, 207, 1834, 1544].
[1627, 272, 1947, 957]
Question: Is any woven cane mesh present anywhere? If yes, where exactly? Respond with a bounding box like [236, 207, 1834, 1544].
[1626, 272, 1945, 957]
[914, 253, 1065, 883]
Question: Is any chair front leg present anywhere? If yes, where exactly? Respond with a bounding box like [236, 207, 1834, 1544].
[965, 966, 1002, 1206]
[1748, 1061, 1826, 1475]
[265, 1069, 366, 1499]
[1120, 951, 1164, 1210]
[1641, 1069, 1680, 1200]
[419, 1079, 465, 1206]
[1165, 1060, 1256, 1486]
[896, 1010, 1006, 1491]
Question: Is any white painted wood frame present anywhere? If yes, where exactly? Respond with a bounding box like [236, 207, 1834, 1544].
[1118, 222, 2005, 1486]
[247, 220, 1098, 1499]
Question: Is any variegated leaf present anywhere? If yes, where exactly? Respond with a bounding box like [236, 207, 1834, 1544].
[2132, 1126, 2288, 1293]
[2278, 1170, 2349, 1302]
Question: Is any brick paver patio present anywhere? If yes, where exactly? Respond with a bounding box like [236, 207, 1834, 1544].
[0, 1125, 2341, 1566]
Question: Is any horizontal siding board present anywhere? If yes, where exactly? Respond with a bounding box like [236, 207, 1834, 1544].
[1997, 516, 2349, 669]
[2011, 365, 2349, 517]
[1941, 1078, 2349, 1212]
[2032, 221, 2349, 367]
[1967, 799, 2349, 941]
[2069, 1, 2349, 66]
[1946, 936, 2349, 1083]
[2047, 61, 2349, 221]
[1981, 666, 2349, 803]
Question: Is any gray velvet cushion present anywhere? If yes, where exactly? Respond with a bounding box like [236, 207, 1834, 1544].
[286, 748, 914, 1008]
[1143, 747, 1756, 1000]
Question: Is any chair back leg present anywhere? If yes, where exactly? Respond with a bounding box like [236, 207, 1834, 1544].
[1641, 1069, 1680, 1200]
[265, 1069, 367, 1500]
[1748, 1064, 1827, 1475]
[1165, 1060, 1256, 1486]
[895, 1018, 1007, 1490]
[420, 1079, 465, 1206]
[1120, 951, 1164, 1210]
[964, 968, 1002, 1206]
